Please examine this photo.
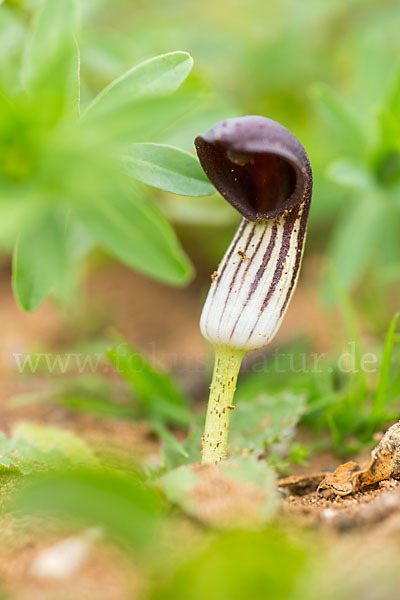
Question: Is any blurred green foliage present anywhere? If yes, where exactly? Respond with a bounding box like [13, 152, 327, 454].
[159, 454, 278, 527]
[11, 465, 163, 551]
[108, 335, 192, 457]
[0, 421, 97, 474]
[69, 0, 400, 294]
[230, 392, 308, 469]
[2, 0, 399, 463]
[149, 528, 307, 600]
[234, 311, 400, 456]
[1, 0, 220, 311]
[2, 0, 400, 312]
[10, 334, 193, 457]
[2, 2, 400, 598]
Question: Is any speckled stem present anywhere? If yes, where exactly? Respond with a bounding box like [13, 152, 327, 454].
[201, 345, 246, 464]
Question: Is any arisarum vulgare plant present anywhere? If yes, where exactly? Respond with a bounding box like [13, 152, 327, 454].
[195, 116, 313, 464]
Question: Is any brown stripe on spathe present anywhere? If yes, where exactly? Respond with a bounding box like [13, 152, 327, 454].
[260, 205, 300, 311]
[213, 219, 247, 295]
[227, 223, 256, 298]
[229, 222, 278, 339]
[235, 224, 268, 297]
[246, 223, 278, 299]
[279, 201, 309, 317]
[244, 205, 300, 344]
[217, 223, 256, 334]
[205, 219, 247, 338]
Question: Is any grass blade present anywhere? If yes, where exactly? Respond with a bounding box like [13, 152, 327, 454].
[371, 313, 399, 423]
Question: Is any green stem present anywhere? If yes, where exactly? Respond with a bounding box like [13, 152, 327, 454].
[201, 345, 246, 464]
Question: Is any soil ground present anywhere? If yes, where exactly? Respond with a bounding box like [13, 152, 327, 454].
[0, 256, 398, 599]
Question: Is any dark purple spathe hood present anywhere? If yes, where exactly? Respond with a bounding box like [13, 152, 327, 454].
[195, 116, 312, 221]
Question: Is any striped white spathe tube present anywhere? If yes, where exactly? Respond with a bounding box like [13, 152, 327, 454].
[195, 116, 312, 353]
[200, 203, 308, 351]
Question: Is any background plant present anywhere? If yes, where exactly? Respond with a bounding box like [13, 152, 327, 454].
[1, 1, 400, 598]
[1, 0, 217, 312]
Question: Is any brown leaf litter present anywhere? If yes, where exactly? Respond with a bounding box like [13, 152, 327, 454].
[317, 421, 400, 497]
[278, 421, 400, 500]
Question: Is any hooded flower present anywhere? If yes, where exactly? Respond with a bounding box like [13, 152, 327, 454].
[195, 116, 313, 351]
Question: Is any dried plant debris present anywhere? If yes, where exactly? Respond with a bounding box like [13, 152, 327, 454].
[277, 473, 327, 497]
[158, 455, 278, 528]
[317, 421, 400, 497]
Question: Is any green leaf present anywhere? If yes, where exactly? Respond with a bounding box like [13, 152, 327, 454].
[11, 468, 161, 551]
[323, 266, 368, 410]
[372, 313, 399, 421]
[152, 421, 189, 458]
[157, 465, 200, 510]
[379, 68, 400, 150]
[162, 425, 202, 470]
[327, 158, 375, 191]
[0, 435, 64, 475]
[12, 211, 70, 311]
[107, 337, 191, 427]
[229, 393, 306, 455]
[65, 38, 81, 118]
[0, 5, 24, 59]
[149, 529, 307, 600]
[0, 423, 97, 475]
[84, 51, 193, 120]
[22, 0, 80, 116]
[313, 84, 366, 157]
[162, 194, 235, 226]
[10, 375, 140, 421]
[0, 5, 26, 88]
[0, 192, 41, 248]
[158, 96, 240, 148]
[14, 422, 97, 465]
[74, 179, 193, 286]
[118, 143, 214, 196]
[81, 92, 199, 142]
[325, 194, 384, 295]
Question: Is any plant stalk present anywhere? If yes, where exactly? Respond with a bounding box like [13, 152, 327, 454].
[201, 345, 246, 464]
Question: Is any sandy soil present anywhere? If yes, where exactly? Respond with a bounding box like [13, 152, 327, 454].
[0, 254, 392, 599]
